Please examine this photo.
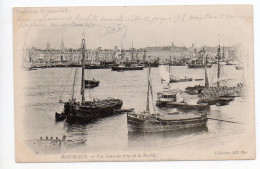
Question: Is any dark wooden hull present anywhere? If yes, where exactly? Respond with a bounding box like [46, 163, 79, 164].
[64, 99, 123, 123]
[185, 85, 205, 95]
[55, 112, 66, 121]
[156, 101, 209, 110]
[85, 65, 101, 69]
[85, 80, 99, 88]
[170, 78, 193, 83]
[127, 113, 208, 133]
[169, 63, 186, 66]
[187, 64, 212, 68]
[198, 97, 234, 105]
[144, 60, 159, 67]
[111, 66, 144, 71]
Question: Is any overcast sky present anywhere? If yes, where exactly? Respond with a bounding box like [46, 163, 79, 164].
[13, 5, 253, 50]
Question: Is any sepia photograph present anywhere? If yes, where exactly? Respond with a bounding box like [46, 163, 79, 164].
[13, 5, 255, 162]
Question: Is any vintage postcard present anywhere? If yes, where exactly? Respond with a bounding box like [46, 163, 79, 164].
[13, 5, 255, 162]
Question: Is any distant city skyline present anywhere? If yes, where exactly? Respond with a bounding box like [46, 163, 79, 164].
[28, 36, 240, 51]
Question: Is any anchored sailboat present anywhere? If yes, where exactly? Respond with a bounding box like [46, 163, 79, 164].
[168, 63, 193, 83]
[198, 45, 242, 105]
[56, 34, 123, 123]
[127, 66, 208, 133]
[187, 47, 213, 69]
[111, 41, 144, 71]
[156, 61, 208, 110]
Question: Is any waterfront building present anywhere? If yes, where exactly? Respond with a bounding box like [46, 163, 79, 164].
[23, 39, 239, 65]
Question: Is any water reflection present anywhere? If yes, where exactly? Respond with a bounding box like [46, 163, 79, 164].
[63, 122, 88, 150]
[23, 66, 247, 153]
[128, 125, 208, 149]
[215, 107, 224, 131]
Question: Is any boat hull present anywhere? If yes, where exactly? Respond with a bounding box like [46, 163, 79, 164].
[198, 97, 234, 105]
[65, 99, 123, 123]
[187, 64, 212, 68]
[85, 65, 101, 69]
[169, 78, 193, 83]
[55, 112, 66, 121]
[144, 60, 159, 67]
[84, 80, 99, 88]
[127, 113, 207, 133]
[111, 66, 144, 71]
[156, 101, 209, 110]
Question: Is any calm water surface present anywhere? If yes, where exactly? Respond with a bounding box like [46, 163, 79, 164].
[23, 65, 248, 153]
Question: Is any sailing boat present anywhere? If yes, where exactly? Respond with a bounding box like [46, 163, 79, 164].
[84, 50, 100, 88]
[168, 62, 193, 83]
[23, 50, 36, 71]
[127, 66, 208, 132]
[84, 78, 100, 88]
[187, 47, 213, 68]
[84, 68, 100, 88]
[156, 65, 208, 110]
[56, 34, 123, 123]
[198, 45, 235, 105]
[111, 41, 144, 71]
[185, 50, 209, 94]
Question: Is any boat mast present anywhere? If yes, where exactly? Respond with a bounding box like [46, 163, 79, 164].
[143, 49, 146, 62]
[131, 41, 133, 62]
[81, 33, 86, 103]
[146, 65, 151, 113]
[204, 48, 209, 88]
[169, 56, 171, 74]
[217, 45, 221, 79]
[223, 46, 225, 59]
[121, 42, 123, 56]
[72, 68, 77, 100]
[217, 45, 221, 88]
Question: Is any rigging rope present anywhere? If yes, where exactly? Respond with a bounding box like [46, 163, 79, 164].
[71, 67, 78, 100]
[59, 67, 74, 102]
[149, 76, 156, 113]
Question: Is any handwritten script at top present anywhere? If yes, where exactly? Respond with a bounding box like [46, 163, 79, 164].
[14, 9, 247, 39]
[103, 24, 128, 38]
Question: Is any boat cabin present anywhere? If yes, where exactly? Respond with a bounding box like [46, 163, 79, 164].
[157, 89, 182, 102]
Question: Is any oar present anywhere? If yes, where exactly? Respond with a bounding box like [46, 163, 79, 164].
[207, 117, 242, 124]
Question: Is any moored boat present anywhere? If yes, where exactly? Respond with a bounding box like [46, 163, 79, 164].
[198, 45, 243, 105]
[58, 34, 123, 124]
[169, 77, 193, 83]
[65, 98, 123, 123]
[155, 89, 209, 110]
[111, 64, 144, 71]
[127, 112, 208, 133]
[55, 112, 66, 121]
[127, 66, 208, 133]
[187, 58, 213, 69]
[85, 64, 101, 69]
[85, 79, 99, 88]
[185, 85, 205, 95]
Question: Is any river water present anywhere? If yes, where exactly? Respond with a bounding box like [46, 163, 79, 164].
[23, 65, 249, 154]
